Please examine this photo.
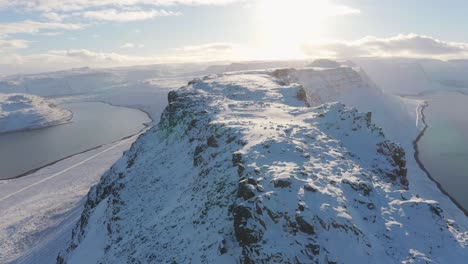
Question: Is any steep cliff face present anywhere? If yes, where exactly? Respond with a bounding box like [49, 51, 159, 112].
[59, 72, 467, 263]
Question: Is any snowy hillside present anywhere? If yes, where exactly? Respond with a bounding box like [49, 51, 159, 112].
[352, 58, 437, 95]
[273, 66, 418, 144]
[58, 71, 467, 263]
[0, 93, 71, 133]
[353, 58, 468, 95]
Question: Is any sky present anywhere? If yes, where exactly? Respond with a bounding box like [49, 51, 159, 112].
[1, 0, 468, 75]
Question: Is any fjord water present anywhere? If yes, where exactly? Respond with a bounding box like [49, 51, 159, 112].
[417, 91, 468, 211]
[0, 102, 151, 180]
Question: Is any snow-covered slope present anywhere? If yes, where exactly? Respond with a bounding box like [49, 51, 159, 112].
[58, 72, 467, 263]
[273, 67, 418, 144]
[420, 59, 468, 90]
[0, 93, 71, 133]
[352, 58, 437, 95]
[352, 58, 468, 95]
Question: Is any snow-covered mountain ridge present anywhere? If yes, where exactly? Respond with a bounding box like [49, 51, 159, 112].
[0, 93, 71, 133]
[58, 70, 467, 263]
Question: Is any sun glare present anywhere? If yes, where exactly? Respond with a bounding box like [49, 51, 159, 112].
[254, 0, 352, 59]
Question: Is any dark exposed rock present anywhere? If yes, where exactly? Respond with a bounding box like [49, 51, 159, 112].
[342, 179, 372, 196]
[233, 206, 262, 246]
[218, 238, 227, 255]
[188, 79, 200, 86]
[168, 91, 178, 104]
[207, 135, 219, 147]
[193, 145, 204, 166]
[238, 180, 256, 200]
[377, 141, 409, 187]
[365, 112, 372, 127]
[271, 68, 297, 84]
[306, 244, 320, 255]
[189, 119, 197, 130]
[272, 178, 292, 188]
[247, 178, 257, 185]
[232, 152, 243, 166]
[237, 164, 245, 176]
[232, 152, 245, 176]
[304, 183, 317, 192]
[126, 155, 136, 169]
[295, 215, 315, 235]
[296, 86, 307, 102]
[430, 204, 443, 218]
[56, 255, 66, 264]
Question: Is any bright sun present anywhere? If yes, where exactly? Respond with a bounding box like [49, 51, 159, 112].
[254, 0, 353, 59]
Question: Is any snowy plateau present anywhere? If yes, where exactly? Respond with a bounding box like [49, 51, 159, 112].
[55, 67, 467, 263]
[0, 93, 71, 133]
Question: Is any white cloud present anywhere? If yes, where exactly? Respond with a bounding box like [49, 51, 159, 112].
[5, 34, 468, 76]
[41, 12, 65, 22]
[82, 8, 181, 22]
[179, 42, 237, 52]
[0, 0, 246, 12]
[0, 43, 245, 74]
[46, 49, 142, 62]
[173, 42, 251, 61]
[121, 42, 145, 48]
[304, 34, 468, 59]
[0, 20, 83, 37]
[0, 38, 28, 51]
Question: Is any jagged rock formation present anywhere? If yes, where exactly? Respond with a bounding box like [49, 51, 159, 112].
[58, 71, 467, 263]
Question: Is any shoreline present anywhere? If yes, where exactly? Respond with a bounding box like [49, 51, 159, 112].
[70, 99, 155, 125]
[412, 102, 468, 216]
[0, 101, 153, 181]
[4, 130, 146, 181]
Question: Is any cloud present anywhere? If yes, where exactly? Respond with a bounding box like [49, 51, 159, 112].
[0, 20, 83, 37]
[46, 49, 146, 62]
[304, 34, 468, 59]
[0, 38, 28, 51]
[173, 42, 250, 61]
[0, 42, 245, 74]
[0, 49, 162, 75]
[121, 42, 145, 48]
[179, 42, 237, 52]
[0, 0, 246, 12]
[0, 0, 246, 48]
[81, 8, 181, 22]
[41, 12, 65, 22]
